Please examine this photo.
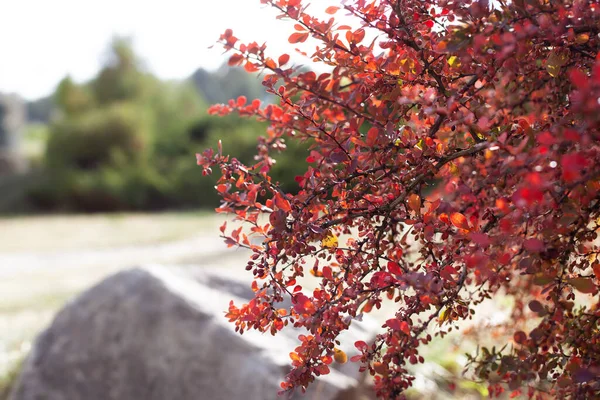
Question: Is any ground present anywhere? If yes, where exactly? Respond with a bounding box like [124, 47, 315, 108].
[0, 211, 504, 399]
[0, 212, 252, 397]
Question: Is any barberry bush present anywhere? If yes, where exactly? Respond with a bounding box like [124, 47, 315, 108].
[197, 0, 600, 398]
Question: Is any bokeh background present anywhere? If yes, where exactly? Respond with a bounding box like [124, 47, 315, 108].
[0, 0, 315, 213]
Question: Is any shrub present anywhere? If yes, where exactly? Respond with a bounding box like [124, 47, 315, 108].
[200, 0, 600, 398]
[45, 103, 151, 170]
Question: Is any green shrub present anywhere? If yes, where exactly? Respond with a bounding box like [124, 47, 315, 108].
[29, 162, 171, 212]
[24, 38, 311, 213]
[45, 103, 152, 170]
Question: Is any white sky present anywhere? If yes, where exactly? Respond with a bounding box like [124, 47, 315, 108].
[0, 0, 343, 100]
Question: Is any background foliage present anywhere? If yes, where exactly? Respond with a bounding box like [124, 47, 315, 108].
[5, 38, 308, 213]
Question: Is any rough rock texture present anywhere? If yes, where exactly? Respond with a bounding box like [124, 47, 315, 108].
[10, 266, 379, 400]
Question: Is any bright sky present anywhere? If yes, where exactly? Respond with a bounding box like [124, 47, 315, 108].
[0, 0, 342, 100]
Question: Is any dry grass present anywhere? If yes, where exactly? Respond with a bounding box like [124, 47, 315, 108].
[0, 211, 221, 252]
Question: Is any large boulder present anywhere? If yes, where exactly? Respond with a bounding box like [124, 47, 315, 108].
[10, 266, 379, 400]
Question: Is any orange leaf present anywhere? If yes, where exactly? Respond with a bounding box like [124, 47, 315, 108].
[407, 194, 421, 213]
[273, 192, 291, 212]
[399, 321, 411, 335]
[450, 212, 470, 231]
[227, 53, 244, 66]
[289, 32, 309, 44]
[439, 213, 449, 224]
[333, 348, 347, 363]
[325, 6, 339, 14]
[353, 28, 365, 43]
[278, 54, 290, 66]
[244, 61, 259, 72]
[264, 57, 276, 69]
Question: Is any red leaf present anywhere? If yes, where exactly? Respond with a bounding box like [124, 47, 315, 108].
[315, 363, 330, 375]
[561, 153, 588, 182]
[523, 238, 544, 253]
[273, 192, 291, 212]
[354, 341, 368, 352]
[228, 53, 244, 66]
[440, 265, 458, 280]
[236, 96, 247, 107]
[387, 261, 403, 276]
[568, 68, 588, 88]
[325, 6, 339, 14]
[366, 127, 379, 146]
[353, 28, 365, 43]
[470, 232, 491, 246]
[322, 266, 333, 280]
[399, 321, 411, 335]
[424, 20, 434, 28]
[278, 54, 290, 66]
[386, 319, 410, 335]
[450, 212, 470, 231]
[244, 61, 259, 72]
[292, 293, 312, 313]
[385, 318, 401, 330]
[288, 32, 309, 44]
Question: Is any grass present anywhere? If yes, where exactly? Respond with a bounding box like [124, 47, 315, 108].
[0, 210, 218, 252]
[0, 356, 23, 400]
[21, 123, 49, 163]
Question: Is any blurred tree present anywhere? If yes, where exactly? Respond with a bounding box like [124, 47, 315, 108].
[190, 65, 266, 104]
[54, 76, 95, 117]
[23, 37, 307, 212]
[46, 103, 151, 170]
[92, 37, 148, 105]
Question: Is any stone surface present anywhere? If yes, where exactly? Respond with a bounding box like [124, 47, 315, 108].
[10, 266, 379, 400]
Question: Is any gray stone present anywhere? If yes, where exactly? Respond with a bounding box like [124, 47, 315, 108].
[10, 266, 378, 400]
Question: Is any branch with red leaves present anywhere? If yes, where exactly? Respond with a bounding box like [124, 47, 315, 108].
[198, 0, 600, 398]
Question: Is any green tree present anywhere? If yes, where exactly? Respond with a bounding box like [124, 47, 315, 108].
[54, 76, 95, 117]
[92, 37, 148, 105]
